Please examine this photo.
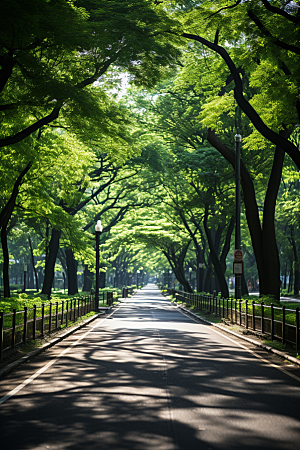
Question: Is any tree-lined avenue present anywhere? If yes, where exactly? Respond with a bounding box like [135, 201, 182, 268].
[0, 284, 300, 449]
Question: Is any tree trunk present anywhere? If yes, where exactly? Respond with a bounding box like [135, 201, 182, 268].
[27, 263, 34, 289]
[207, 129, 266, 291]
[0, 162, 32, 297]
[163, 245, 193, 293]
[207, 129, 286, 299]
[83, 264, 93, 292]
[28, 236, 39, 291]
[283, 262, 287, 290]
[65, 248, 78, 296]
[99, 270, 106, 289]
[41, 228, 61, 298]
[288, 260, 293, 293]
[1, 225, 10, 298]
[262, 136, 287, 299]
[204, 262, 212, 293]
[204, 207, 229, 298]
[290, 228, 299, 296]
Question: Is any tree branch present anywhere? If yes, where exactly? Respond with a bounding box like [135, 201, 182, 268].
[248, 10, 300, 55]
[182, 33, 300, 169]
[261, 0, 300, 25]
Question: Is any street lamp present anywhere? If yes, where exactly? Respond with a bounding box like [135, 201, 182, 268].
[137, 270, 140, 289]
[235, 129, 242, 300]
[168, 269, 172, 288]
[95, 219, 103, 311]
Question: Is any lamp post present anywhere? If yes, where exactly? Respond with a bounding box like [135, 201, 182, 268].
[23, 263, 27, 293]
[168, 270, 172, 288]
[137, 270, 140, 289]
[235, 129, 242, 300]
[95, 220, 103, 311]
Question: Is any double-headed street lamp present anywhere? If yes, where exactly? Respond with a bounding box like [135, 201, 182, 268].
[95, 220, 103, 311]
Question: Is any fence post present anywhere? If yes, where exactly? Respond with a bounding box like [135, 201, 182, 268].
[271, 303, 274, 341]
[261, 302, 264, 334]
[61, 301, 64, 325]
[230, 299, 233, 323]
[239, 300, 242, 325]
[252, 301, 255, 332]
[41, 304, 45, 337]
[66, 300, 69, 327]
[33, 305, 37, 340]
[282, 305, 285, 345]
[0, 311, 3, 361]
[12, 308, 16, 348]
[245, 300, 248, 329]
[23, 306, 28, 344]
[222, 298, 225, 319]
[49, 302, 52, 333]
[56, 302, 59, 329]
[296, 307, 299, 353]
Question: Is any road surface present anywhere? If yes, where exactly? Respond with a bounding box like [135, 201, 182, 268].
[0, 284, 300, 449]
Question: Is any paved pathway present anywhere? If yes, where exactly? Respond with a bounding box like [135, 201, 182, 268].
[0, 284, 300, 450]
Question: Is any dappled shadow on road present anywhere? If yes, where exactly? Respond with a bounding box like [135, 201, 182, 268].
[1, 288, 300, 450]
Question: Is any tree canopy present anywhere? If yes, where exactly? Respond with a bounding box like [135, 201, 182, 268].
[1, 0, 300, 301]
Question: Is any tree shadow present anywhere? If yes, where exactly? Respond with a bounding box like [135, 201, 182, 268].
[1, 289, 300, 450]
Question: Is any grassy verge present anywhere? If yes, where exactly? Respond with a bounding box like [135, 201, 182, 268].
[0, 310, 100, 367]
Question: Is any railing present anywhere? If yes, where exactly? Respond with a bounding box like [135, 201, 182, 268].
[0, 295, 96, 361]
[164, 288, 300, 352]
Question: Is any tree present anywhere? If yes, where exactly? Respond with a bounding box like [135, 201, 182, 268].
[176, 0, 300, 167]
[0, 0, 181, 147]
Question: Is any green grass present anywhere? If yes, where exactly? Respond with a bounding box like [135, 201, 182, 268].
[264, 340, 300, 360]
[1, 310, 99, 359]
[177, 299, 300, 359]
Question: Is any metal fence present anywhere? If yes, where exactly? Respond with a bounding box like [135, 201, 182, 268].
[0, 295, 97, 360]
[164, 288, 300, 352]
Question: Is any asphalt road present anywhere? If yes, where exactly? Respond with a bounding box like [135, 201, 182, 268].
[0, 284, 300, 450]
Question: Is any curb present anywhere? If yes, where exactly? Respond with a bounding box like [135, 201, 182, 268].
[0, 313, 103, 380]
[175, 304, 300, 367]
